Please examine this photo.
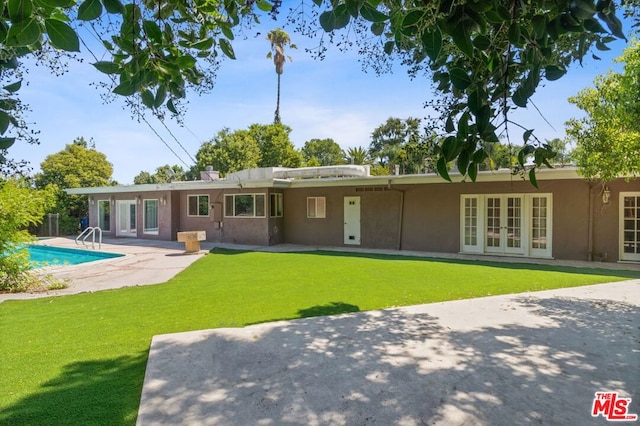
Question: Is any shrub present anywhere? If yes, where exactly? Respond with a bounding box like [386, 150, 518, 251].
[0, 179, 54, 292]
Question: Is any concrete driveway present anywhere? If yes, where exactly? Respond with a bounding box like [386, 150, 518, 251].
[137, 280, 640, 426]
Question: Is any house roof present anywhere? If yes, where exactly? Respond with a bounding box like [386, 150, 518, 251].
[65, 166, 585, 195]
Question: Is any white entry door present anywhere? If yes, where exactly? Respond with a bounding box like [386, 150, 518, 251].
[344, 196, 361, 245]
[116, 200, 137, 237]
[485, 195, 524, 255]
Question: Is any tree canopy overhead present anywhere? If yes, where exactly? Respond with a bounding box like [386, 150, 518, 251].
[0, 0, 636, 182]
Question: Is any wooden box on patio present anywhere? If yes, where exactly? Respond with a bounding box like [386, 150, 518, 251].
[177, 231, 206, 253]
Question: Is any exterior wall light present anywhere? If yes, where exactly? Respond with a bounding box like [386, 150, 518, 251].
[160, 195, 167, 205]
[89, 196, 95, 205]
[602, 187, 611, 204]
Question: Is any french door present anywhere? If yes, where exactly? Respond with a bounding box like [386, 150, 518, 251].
[485, 196, 524, 255]
[620, 193, 640, 261]
[116, 200, 137, 237]
[461, 194, 552, 258]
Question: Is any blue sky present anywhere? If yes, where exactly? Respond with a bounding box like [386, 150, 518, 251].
[8, 13, 631, 184]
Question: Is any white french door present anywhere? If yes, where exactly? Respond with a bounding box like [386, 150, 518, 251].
[461, 194, 552, 258]
[620, 193, 640, 261]
[116, 200, 137, 237]
[485, 195, 524, 255]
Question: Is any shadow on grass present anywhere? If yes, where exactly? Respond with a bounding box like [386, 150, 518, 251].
[298, 302, 360, 318]
[1, 352, 148, 426]
[209, 248, 640, 279]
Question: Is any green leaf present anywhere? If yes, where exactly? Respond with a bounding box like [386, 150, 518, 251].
[45, 19, 79, 51]
[312, 0, 322, 6]
[102, 0, 124, 14]
[0, 137, 16, 149]
[191, 38, 214, 50]
[595, 40, 611, 51]
[445, 116, 454, 133]
[383, 41, 394, 55]
[468, 161, 478, 182]
[523, 129, 534, 143]
[143, 20, 162, 44]
[6, 18, 41, 47]
[512, 87, 529, 107]
[78, 0, 102, 20]
[360, 2, 388, 22]
[256, 0, 272, 12]
[436, 157, 451, 182]
[7, 0, 33, 23]
[333, 5, 350, 30]
[457, 148, 469, 175]
[532, 15, 547, 38]
[154, 85, 166, 108]
[442, 136, 457, 161]
[92, 61, 119, 74]
[112, 80, 136, 96]
[421, 28, 442, 62]
[472, 35, 490, 51]
[219, 39, 235, 60]
[220, 23, 234, 40]
[141, 89, 154, 108]
[450, 23, 473, 58]
[529, 168, 539, 188]
[467, 89, 483, 115]
[571, 0, 597, 19]
[508, 23, 521, 45]
[319, 11, 335, 32]
[39, 0, 74, 6]
[175, 54, 196, 69]
[345, 0, 360, 18]
[167, 98, 177, 114]
[0, 111, 10, 134]
[449, 68, 471, 90]
[545, 64, 566, 81]
[371, 22, 385, 36]
[3, 81, 22, 93]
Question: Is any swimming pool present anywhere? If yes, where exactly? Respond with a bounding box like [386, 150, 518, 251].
[27, 245, 124, 268]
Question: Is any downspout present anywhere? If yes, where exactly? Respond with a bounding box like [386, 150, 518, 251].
[389, 179, 405, 251]
[587, 182, 595, 262]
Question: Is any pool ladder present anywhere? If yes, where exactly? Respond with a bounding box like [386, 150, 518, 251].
[76, 227, 102, 250]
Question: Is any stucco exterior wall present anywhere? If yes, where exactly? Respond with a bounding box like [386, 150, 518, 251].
[81, 174, 638, 262]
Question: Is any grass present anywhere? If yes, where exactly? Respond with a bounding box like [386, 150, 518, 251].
[1, 249, 638, 425]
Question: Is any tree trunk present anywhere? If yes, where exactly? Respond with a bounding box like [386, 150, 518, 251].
[274, 73, 281, 124]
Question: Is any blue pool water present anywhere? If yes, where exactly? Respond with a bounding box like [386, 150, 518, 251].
[27, 245, 124, 269]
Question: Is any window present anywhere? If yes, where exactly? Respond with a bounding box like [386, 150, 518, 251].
[307, 197, 326, 218]
[188, 195, 209, 217]
[143, 199, 159, 234]
[224, 194, 266, 218]
[98, 200, 110, 231]
[270, 193, 283, 217]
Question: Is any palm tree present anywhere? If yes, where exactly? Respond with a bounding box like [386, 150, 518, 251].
[344, 146, 370, 165]
[266, 28, 296, 124]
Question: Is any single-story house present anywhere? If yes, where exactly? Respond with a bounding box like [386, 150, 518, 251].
[66, 165, 640, 263]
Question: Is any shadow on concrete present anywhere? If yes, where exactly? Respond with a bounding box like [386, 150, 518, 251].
[137, 295, 639, 425]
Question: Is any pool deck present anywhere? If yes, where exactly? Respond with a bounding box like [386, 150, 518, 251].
[1, 237, 639, 303]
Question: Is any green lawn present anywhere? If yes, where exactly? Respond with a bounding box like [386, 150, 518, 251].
[1, 249, 638, 425]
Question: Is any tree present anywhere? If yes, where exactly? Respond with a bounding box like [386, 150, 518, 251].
[266, 28, 297, 124]
[195, 129, 260, 176]
[344, 146, 370, 165]
[302, 138, 344, 166]
[0, 179, 54, 292]
[545, 138, 573, 166]
[0, 0, 634, 183]
[369, 117, 435, 174]
[249, 123, 302, 168]
[566, 40, 640, 181]
[35, 138, 113, 233]
[134, 164, 184, 184]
